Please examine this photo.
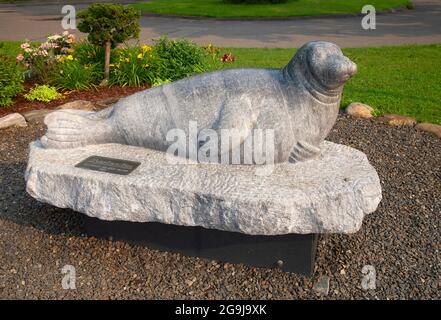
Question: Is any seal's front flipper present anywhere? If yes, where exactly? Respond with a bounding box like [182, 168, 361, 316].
[289, 141, 321, 163]
[41, 109, 116, 149]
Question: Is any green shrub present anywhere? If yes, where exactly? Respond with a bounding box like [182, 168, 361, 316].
[0, 55, 24, 107]
[51, 58, 100, 90]
[152, 36, 209, 82]
[223, 0, 288, 4]
[24, 85, 62, 102]
[77, 3, 141, 83]
[109, 45, 155, 87]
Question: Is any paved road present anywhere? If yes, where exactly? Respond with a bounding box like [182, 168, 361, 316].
[0, 0, 440, 47]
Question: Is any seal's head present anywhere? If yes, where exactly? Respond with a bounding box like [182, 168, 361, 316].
[285, 41, 357, 92]
[304, 41, 357, 89]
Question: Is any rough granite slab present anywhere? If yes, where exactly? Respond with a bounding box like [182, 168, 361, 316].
[25, 141, 382, 235]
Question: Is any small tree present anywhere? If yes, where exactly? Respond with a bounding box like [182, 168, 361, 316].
[77, 4, 140, 85]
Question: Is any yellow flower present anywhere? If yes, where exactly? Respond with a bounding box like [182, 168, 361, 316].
[66, 55, 74, 60]
[142, 45, 152, 53]
[109, 64, 115, 67]
[137, 53, 143, 59]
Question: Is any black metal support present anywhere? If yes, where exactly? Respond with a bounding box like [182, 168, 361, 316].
[83, 215, 318, 276]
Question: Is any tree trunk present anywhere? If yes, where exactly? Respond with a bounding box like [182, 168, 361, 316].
[102, 40, 111, 85]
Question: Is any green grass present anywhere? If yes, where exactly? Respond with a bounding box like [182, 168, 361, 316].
[1, 41, 440, 124]
[0, 40, 22, 58]
[223, 45, 441, 124]
[131, 0, 412, 18]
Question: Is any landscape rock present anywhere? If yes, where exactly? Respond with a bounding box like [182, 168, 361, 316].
[381, 114, 416, 126]
[25, 140, 382, 235]
[415, 122, 441, 138]
[345, 102, 374, 118]
[0, 113, 27, 129]
[23, 109, 53, 124]
[94, 97, 120, 110]
[56, 100, 96, 111]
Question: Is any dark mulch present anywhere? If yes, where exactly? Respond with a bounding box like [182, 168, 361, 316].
[0, 114, 440, 299]
[0, 83, 147, 118]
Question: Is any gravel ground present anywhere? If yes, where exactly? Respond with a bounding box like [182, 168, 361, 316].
[0, 114, 440, 299]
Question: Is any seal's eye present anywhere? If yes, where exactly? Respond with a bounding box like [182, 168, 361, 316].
[308, 45, 357, 90]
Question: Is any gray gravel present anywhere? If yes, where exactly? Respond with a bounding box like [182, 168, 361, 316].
[0, 114, 440, 299]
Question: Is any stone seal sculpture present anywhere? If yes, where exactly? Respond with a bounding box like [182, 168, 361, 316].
[41, 41, 357, 164]
[26, 40, 381, 238]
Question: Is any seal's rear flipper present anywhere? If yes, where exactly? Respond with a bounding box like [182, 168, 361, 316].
[289, 141, 321, 163]
[41, 109, 116, 149]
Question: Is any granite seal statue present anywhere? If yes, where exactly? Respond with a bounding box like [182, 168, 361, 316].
[41, 41, 357, 164]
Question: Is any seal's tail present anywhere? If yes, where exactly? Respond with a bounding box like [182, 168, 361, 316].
[41, 109, 112, 149]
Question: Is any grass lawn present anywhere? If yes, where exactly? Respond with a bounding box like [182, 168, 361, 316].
[131, 0, 412, 18]
[0, 41, 23, 58]
[1, 41, 440, 124]
[225, 45, 441, 124]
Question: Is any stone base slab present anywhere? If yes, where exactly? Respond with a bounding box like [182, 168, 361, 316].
[25, 141, 382, 235]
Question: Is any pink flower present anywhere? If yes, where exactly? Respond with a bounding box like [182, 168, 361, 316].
[66, 34, 76, 44]
[20, 43, 30, 49]
[24, 63, 30, 68]
[40, 42, 50, 50]
[47, 34, 61, 41]
[16, 54, 24, 62]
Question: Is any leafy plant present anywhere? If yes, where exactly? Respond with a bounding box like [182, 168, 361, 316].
[72, 40, 105, 76]
[152, 36, 209, 82]
[152, 78, 172, 87]
[0, 55, 24, 107]
[109, 45, 155, 87]
[51, 58, 100, 91]
[24, 85, 62, 102]
[204, 43, 236, 71]
[77, 4, 141, 83]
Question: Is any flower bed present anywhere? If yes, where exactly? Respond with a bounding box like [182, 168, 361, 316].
[0, 33, 235, 110]
[0, 84, 147, 118]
